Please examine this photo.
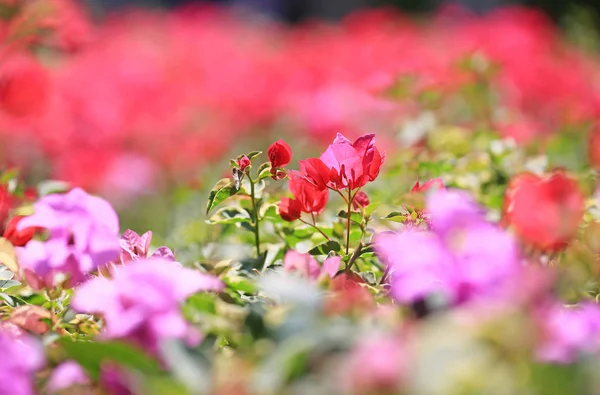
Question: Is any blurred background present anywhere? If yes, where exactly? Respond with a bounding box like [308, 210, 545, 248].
[2, 0, 600, 241]
[85, 0, 600, 25]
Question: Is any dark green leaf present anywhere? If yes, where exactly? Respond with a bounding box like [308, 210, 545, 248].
[337, 210, 363, 225]
[309, 241, 341, 256]
[382, 211, 408, 223]
[206, 178, 240, 214]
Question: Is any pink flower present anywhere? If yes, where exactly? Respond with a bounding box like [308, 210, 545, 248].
[0, 328, 44, 395]
[72, 258, 223, 355]
[46, 361, 89, 394]
[16, 188, 120, 288]
[536, 302, 600, 364]
[283, 250, 341, 280]
[376, 189, 520, 305]
[319, 133, 385, 190]
[340, 334, 405, 393]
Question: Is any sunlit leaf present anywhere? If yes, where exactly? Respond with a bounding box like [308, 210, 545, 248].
[206, 178, 240, 214]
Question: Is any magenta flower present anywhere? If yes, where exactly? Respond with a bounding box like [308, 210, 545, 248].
[16, 188, 120, 288]
[536, 302, 600, 364]
[318, 133, 384, 190]
[376, 189, 520, 305]
[0, 329, 44, 395]
[115, 229, 175, 265]
[72, 258, 224, 355]
[283, 250, 341, 280]
[46, 361, 89, 394]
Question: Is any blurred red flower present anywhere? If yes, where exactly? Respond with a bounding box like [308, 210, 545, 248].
[0, 55, 50, 117]
[503, 171, 584, 251]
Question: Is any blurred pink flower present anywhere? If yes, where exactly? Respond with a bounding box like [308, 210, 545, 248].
[283, 250, 341, 280]
[72, 258, 223, 355]
[46, 361, 89, 394]
[16, 187, 120, 288]
[0, 328, 44, 395]
[537, 302, 600, 364]
[376, 189, 520, 305]
[341, 334, 405, 394]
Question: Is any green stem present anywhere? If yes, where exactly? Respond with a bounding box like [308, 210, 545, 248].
[249, 177, 261, 257]
[346, 242, 363, 273]
[345, 188, 352, 255]
[299, 218, 331, 242]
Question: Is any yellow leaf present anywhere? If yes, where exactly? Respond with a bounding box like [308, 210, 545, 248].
[0, 238, 18, 273]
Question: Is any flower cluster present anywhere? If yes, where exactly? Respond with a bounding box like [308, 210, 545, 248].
[279, 133, 384, 222]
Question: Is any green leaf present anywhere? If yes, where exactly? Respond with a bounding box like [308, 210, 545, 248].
[365, 203, 380, 216]
[257, 162, 272, 180]
[185, 293, 217, 315]
[247, 151, 263, 160]
[382, 211, 408, 223]
[260, 204, 282, 222]
[59, 338, 162, 380]
[0, 168, 19, 184]
[308, 241, 341, 256]
[207, 207, 252, 225]
[225, 276, 258, 294]
[337, 210, 363, 225]
[206, 178, 240, 214]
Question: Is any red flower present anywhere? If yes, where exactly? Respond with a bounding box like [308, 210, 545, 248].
[268, 140, 292, 179]
[278, 198, 302, 222]
[4, 216, 36, 247]
[299, 158, 330, 190]
[319, 133, 384, 190]
[0, 55, 50, 117]
[352, 191, 370, 210]
[503, 171, 584, 251]
[278, 171, 329, 221]
[411, 178, 445, 193]
[237, 155, 251, 171]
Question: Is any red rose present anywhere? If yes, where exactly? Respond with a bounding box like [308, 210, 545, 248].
[268, 140, 292, 179]
[237, 155, 251, 171]
[503, 171, 584, 251]
[278, 198, 302, 222]
[278, 171, 329, 221]
[352, 191, 370, 210]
